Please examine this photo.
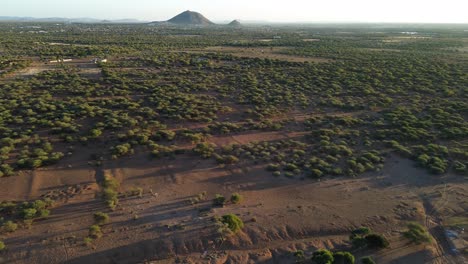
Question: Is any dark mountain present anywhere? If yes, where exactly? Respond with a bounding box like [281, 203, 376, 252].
[228, 20, 242, 26]
[167, 11, 214, 25]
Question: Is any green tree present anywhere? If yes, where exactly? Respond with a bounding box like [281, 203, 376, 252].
[333, 251, 355, 264]
[312, 249, 334, 264]
[365, 233, 389, 249]
[361, 256, 376, 264]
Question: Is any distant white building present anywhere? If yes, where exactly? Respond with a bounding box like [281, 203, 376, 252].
[49, 58, 72, 63]
[92, 58, 107, 64]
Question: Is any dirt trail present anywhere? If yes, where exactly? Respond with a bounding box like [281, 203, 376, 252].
[2, 62, 55, 80]
[423, 186, 463, 264]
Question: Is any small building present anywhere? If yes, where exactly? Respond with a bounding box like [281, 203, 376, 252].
[92, 58, 108, 64]
[49, 58, 72, 63]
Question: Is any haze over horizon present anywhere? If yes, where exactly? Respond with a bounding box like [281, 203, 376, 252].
[2, 0, 468, 23]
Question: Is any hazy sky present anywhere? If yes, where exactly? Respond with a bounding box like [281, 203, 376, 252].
[2, 0, 468, 23]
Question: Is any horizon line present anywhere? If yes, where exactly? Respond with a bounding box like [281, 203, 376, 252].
[1, 15, 468, 25]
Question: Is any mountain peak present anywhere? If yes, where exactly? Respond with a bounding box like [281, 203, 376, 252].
[228, 20, 242, 26]
[167, 11, 214, 25]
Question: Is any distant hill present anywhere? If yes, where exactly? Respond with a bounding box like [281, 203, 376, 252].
[167, 11, 214, 25]
[228, 20, 242, 27]
[0, 16, 145, 24]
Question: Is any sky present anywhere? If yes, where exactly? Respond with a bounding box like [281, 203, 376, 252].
[2, 0, 468, 23]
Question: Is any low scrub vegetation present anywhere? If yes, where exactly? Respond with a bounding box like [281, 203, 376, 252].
[403, 222, 432, 244]
[102, 176, 119, 209]
[93, 212, 110, 225]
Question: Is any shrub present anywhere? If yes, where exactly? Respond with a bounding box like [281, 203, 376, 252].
[221, 214, 244, 233]
[0, 164, 14, 176]
[365, 233, 389, 249]
[89, 129, 102, 138]
[351, 227, 371, 238]
[103, 189, 118, 209]
[0, 202, 16, 215]
[222, 155, 239, 164]
[193, 142, 216, 158]
[311, 249, 334, 264]
[309, 169, 324, 178]
[102, 176, 119, 209]
[351, 236, 368, 249]
[89, 225, 103, 239]
[0, 241, 5, 251]
[94, 212, 110, 225]
[284, 163, 299, 171]
[453, 161, 466, 174]
[103, 177, 120, 189]
[3, 221, 18, 232]
[230, 193, 243, 204]
[38, 209, 50, 218]
[403, 222, 432, 244]
[21, 208, 37, 219]
[213, 194, 226, 207]
[127, 187, 143, 197]
[293, 250, 305, 262]
[83, 237, 93, 247]
[111, 143, 133, 157]
[333, 251, 355, 264]
[266, 163, 280, 171]
[360, 256, 376, 264]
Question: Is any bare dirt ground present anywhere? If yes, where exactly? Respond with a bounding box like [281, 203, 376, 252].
[0, 141, 466, 264]
[1, 58, 102, 81]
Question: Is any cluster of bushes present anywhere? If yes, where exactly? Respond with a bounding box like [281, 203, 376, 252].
[150, 144, 176, 159]
[297, 248, 375, 264]
[413, 144, 449, 174]
[110, 143, 134, 159]
[84, 212, 110, 246]
[213, 193, 243, 207]
[308, 249, 354, 264]
[213, 154, 239, 165]
[9, 140, 64, 170]
[350, 227, 389, 249]
[0, 23, 466, 182]
[403, 222, 432, 244]
[193, 142, 216, 158]
[189, 191, 207, 205]
[210, 137, 383, 179]
[0, 199, 53, 234]
[206, 120, 284, 135]
[0, 136, 65, 175]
